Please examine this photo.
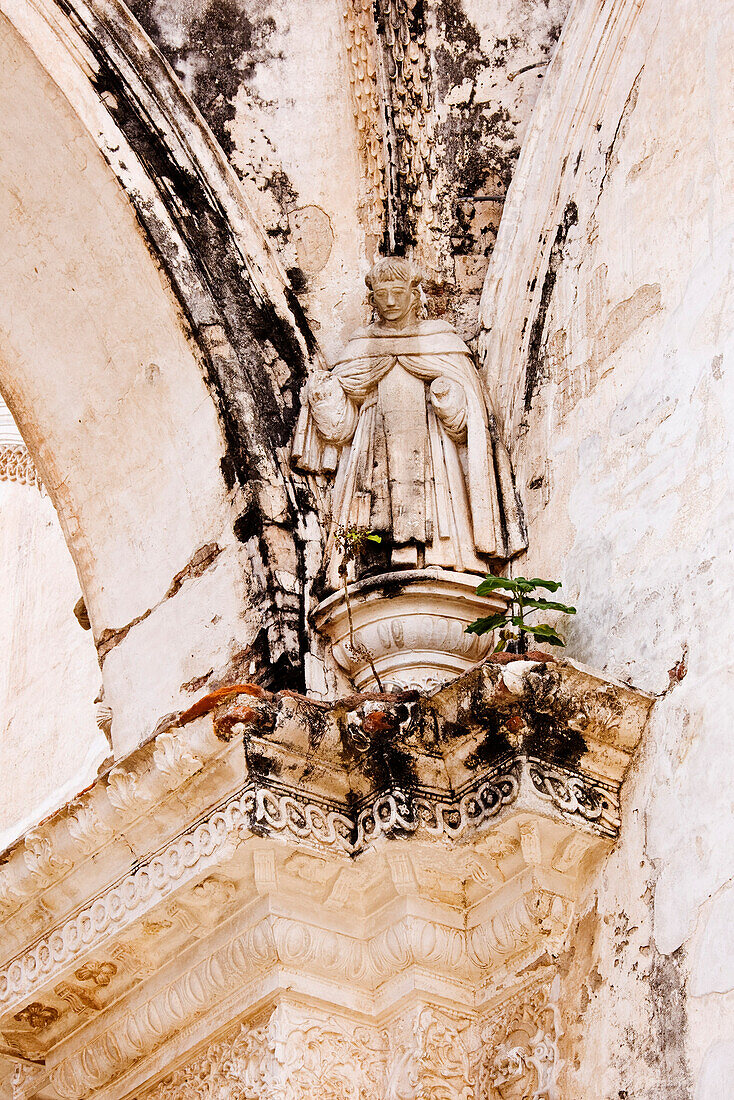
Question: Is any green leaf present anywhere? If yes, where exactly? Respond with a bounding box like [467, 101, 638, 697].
[520, 597, 577, 615]
[465, 613, 509, 636]
[493, 637, 508, 653]
[511, 577, 537, 593]
[527, 623, 566, 646]
[476, 575, 520, 595]
[365, 534, 382, 543]
[509, 615, 529, 628]
[526, 578, 563, 592]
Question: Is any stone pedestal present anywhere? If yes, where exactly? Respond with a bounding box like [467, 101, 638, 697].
[313, 568, 509, 691]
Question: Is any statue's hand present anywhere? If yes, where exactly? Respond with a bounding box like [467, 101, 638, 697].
[307, 370, 343, 407]
[430, 377, 468, 440]
[306, 370, 357, 445]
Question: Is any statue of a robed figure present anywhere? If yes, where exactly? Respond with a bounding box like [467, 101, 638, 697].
[292, 257, 526, 589]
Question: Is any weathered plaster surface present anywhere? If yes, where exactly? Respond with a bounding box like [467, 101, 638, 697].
[126, 0, 571, 349]
[0, 13, 286, 764]
[479, 0, 734, 1092]
[0, 477, 106, 849]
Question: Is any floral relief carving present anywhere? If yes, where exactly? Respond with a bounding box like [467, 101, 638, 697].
[105, 763, 152, 815]
[74, 961, 117, 987]
[66, 797, 114, 853]
[23, 828, 70, 884]
[13, 1001, 59, 1030]
[386, 1006, 473, 1100]
[152, 730, 203, 787]
[147, 1006, 385, 1100]
[480, 977, 562, 1100]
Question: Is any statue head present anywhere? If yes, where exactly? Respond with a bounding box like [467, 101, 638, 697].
[365, 256, 422, 328]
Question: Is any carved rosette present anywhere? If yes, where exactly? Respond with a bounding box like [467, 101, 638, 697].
[314, 568, 508, 690]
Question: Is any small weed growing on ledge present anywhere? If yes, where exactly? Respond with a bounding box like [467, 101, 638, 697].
[334, 525, 384, 691]
[466, 574, 576, 655]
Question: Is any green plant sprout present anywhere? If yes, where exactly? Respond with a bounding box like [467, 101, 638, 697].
[465, 574, 577, 655]
[334, 525, 384, 691]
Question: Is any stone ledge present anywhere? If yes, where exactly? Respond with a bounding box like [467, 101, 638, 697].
[0, 656, 652, 945]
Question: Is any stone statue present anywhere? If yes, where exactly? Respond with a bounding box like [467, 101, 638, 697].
[292, 257, 526, 588]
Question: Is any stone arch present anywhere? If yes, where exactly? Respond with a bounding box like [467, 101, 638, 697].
[0, 0, 322, 755]
[478, 0, 649, 432]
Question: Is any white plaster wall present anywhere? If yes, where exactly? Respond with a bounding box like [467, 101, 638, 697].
[0, 476, 106, 849]
[0, 14, 265, 762]
[483, 0, 734, 1092]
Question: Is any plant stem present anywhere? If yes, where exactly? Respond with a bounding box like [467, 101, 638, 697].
[343, 569, 384, 693]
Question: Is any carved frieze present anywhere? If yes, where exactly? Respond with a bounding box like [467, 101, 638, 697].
[146, 1005, 385, 1100]
[137, 991, 561, 1100]
[0, 445, 38, 488]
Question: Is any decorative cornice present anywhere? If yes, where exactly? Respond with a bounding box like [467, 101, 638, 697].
[0, 765, 521, 1008]
[0, 749, 620, 1020]
[0, 656, 651, 986]
[132, 981, 562, 1100]
[30, 899, 568, 1098]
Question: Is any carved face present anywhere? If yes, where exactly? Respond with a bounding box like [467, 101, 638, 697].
[370, 278, 417, 327]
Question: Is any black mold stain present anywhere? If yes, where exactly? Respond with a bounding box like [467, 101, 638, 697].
[128, 0, 277, 159]
[286, 266, 309, 296]
[244, 747, 280, 777]
[56, 0, 323, 688]
[233, 501, 262, 545]
[435, 2, 519, 257]
[463, 728, 514, 772]
[220, 454, 237, 491]
[524, 199, 578, 411]
[127, 0, 302, 246]
[361, 738, 419, 795]
[522, 711, 586, 771]
[647, 945, 693, 1096]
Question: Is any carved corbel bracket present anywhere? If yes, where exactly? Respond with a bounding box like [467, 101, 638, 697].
[0, 655, 651, 1099]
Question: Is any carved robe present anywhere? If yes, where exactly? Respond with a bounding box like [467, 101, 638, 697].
[292, 319, 526, 587]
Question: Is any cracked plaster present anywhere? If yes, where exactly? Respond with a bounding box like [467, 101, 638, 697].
[480, 0, 734, 1093]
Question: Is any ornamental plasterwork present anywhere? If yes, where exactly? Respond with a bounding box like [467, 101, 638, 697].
[139, 990, 561, 1100]
[340, 2, 436, 252]
[0, 399, 38, 488]
[0, 652, 650, 1099]
[0, 445, 38, 488]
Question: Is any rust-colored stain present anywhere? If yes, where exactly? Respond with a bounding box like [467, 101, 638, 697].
[179, 683, 269, 725]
